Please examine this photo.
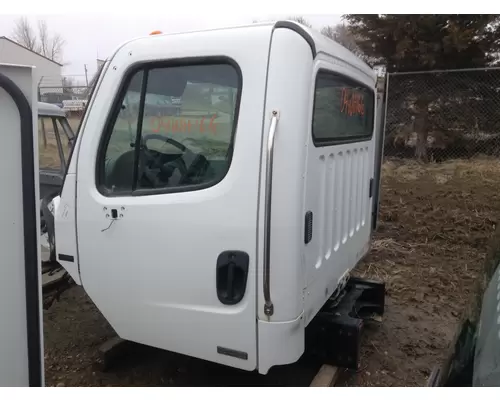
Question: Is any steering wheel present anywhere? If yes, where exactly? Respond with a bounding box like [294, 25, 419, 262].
[142, 133, 187, 153]
[139, 134, 203, 188]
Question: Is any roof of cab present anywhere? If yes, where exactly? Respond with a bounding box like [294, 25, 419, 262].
[272, 21, 376, 82]
[38, 101, 66, 117]
[111, 20, 376, 84]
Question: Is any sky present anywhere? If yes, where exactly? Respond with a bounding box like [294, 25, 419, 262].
[0, 13, 341, 84]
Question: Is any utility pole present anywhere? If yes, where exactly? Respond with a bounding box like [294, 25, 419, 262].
[84, 64, 89, 87]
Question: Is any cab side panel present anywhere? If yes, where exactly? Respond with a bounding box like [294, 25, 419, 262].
[303, 57, 377, 327]
[54, 61, 110, 285]
[54, 174, 80, 284]
[74, 28, 273, 371]
[257, 27, 313, 374]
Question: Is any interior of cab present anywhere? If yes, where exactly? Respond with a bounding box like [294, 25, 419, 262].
[101, 62, 240, 194]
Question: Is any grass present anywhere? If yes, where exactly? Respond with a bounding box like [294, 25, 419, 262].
[356, 156, 500, 313]
[338, 156, 500, 386]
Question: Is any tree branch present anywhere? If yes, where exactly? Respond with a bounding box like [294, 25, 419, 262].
[11, 16, 38, 52]
[10, 16, 65, 63]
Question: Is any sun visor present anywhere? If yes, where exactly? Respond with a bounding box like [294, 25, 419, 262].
[127, 64, 239, 97]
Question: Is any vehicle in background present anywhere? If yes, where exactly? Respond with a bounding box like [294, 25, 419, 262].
[37, 101, 76, 199]
[62, 99, 88, 113]
[428, 229, 500, 387]
[39, 92, 73, 108]
[37, 102, 76, 266]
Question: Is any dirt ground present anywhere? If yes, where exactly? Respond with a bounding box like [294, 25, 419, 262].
[43, 286, 321, 386]
[342, 157, 500, 386]
[43, 157, 500, 387]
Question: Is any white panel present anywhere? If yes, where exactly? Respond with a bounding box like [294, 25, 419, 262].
[74, 25, 275, 372]
[256, 27, 313, 324]
[334, 152, 343, 251]
[350, 148, 358, 237]
[356, 148, 363, 231]
[325, 154, 335, 260]
[0, 63, 43, 386]
[257, 313, 305, 374]
[0, 38, 63, 89]
[343, 149, 351, 244]
[303, 58, 376, 328]
[317, 155, 326, 269]
[54, 175, 81, 285]
[362, 146, 370, 225]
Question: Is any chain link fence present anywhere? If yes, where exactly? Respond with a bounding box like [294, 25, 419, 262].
[38, 84, 91, 132]
[38, 68, 500, 162]
[383, 67, 500, 161]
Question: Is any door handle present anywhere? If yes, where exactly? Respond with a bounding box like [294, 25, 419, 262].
[216, 251, 249, 305]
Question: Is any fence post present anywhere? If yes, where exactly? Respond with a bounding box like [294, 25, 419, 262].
[37, 76, 43, 101]
[371, 73, 389, 231]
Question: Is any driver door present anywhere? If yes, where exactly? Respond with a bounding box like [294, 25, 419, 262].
[75, 31, 271, 370]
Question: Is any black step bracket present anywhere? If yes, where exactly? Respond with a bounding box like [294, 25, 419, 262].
[304, 276, 386, 370]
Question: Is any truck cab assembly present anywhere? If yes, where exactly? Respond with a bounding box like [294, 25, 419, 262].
[37, 20, 386, 375]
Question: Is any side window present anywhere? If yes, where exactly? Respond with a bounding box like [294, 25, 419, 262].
[54, 117, 73, 166]
[101, 70, 144, 193]
[312, 70, 375, 145]
[98, 62, 241, 195]
[38, 117, 62, 171]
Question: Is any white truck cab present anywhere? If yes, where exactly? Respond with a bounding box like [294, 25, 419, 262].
[53, 20, 384, 374]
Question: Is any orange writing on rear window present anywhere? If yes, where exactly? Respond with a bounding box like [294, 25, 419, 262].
[340, 88, 365, 117]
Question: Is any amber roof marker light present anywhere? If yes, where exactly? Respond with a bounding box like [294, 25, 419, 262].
[150, 30, 162, 35]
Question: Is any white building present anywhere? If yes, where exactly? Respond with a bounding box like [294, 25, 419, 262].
[0, 36, 63, 93]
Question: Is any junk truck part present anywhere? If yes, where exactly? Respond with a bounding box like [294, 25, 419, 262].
[45, 20, 385, 374]
[0, 64, 44, 386]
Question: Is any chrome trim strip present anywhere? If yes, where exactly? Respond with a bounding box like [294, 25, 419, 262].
[263, 110, 279, 317]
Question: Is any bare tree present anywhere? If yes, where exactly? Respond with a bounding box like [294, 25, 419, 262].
[10, 17, 65, 63]
[321, 23, 364, 58]
[47, 32, 65, 63]
[320, 25, 337, 40]
[288, 16, 312, 28]
[11, 16, 38, 51]
[37, 20, 49, 59]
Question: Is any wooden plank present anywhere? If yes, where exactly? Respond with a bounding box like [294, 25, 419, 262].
[310, 364, 339, 387]
[42, 269, 66, 288]
[97, 336, 132, 372]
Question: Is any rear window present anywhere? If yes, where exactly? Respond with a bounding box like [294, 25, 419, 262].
[312, 70, 375, 145]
